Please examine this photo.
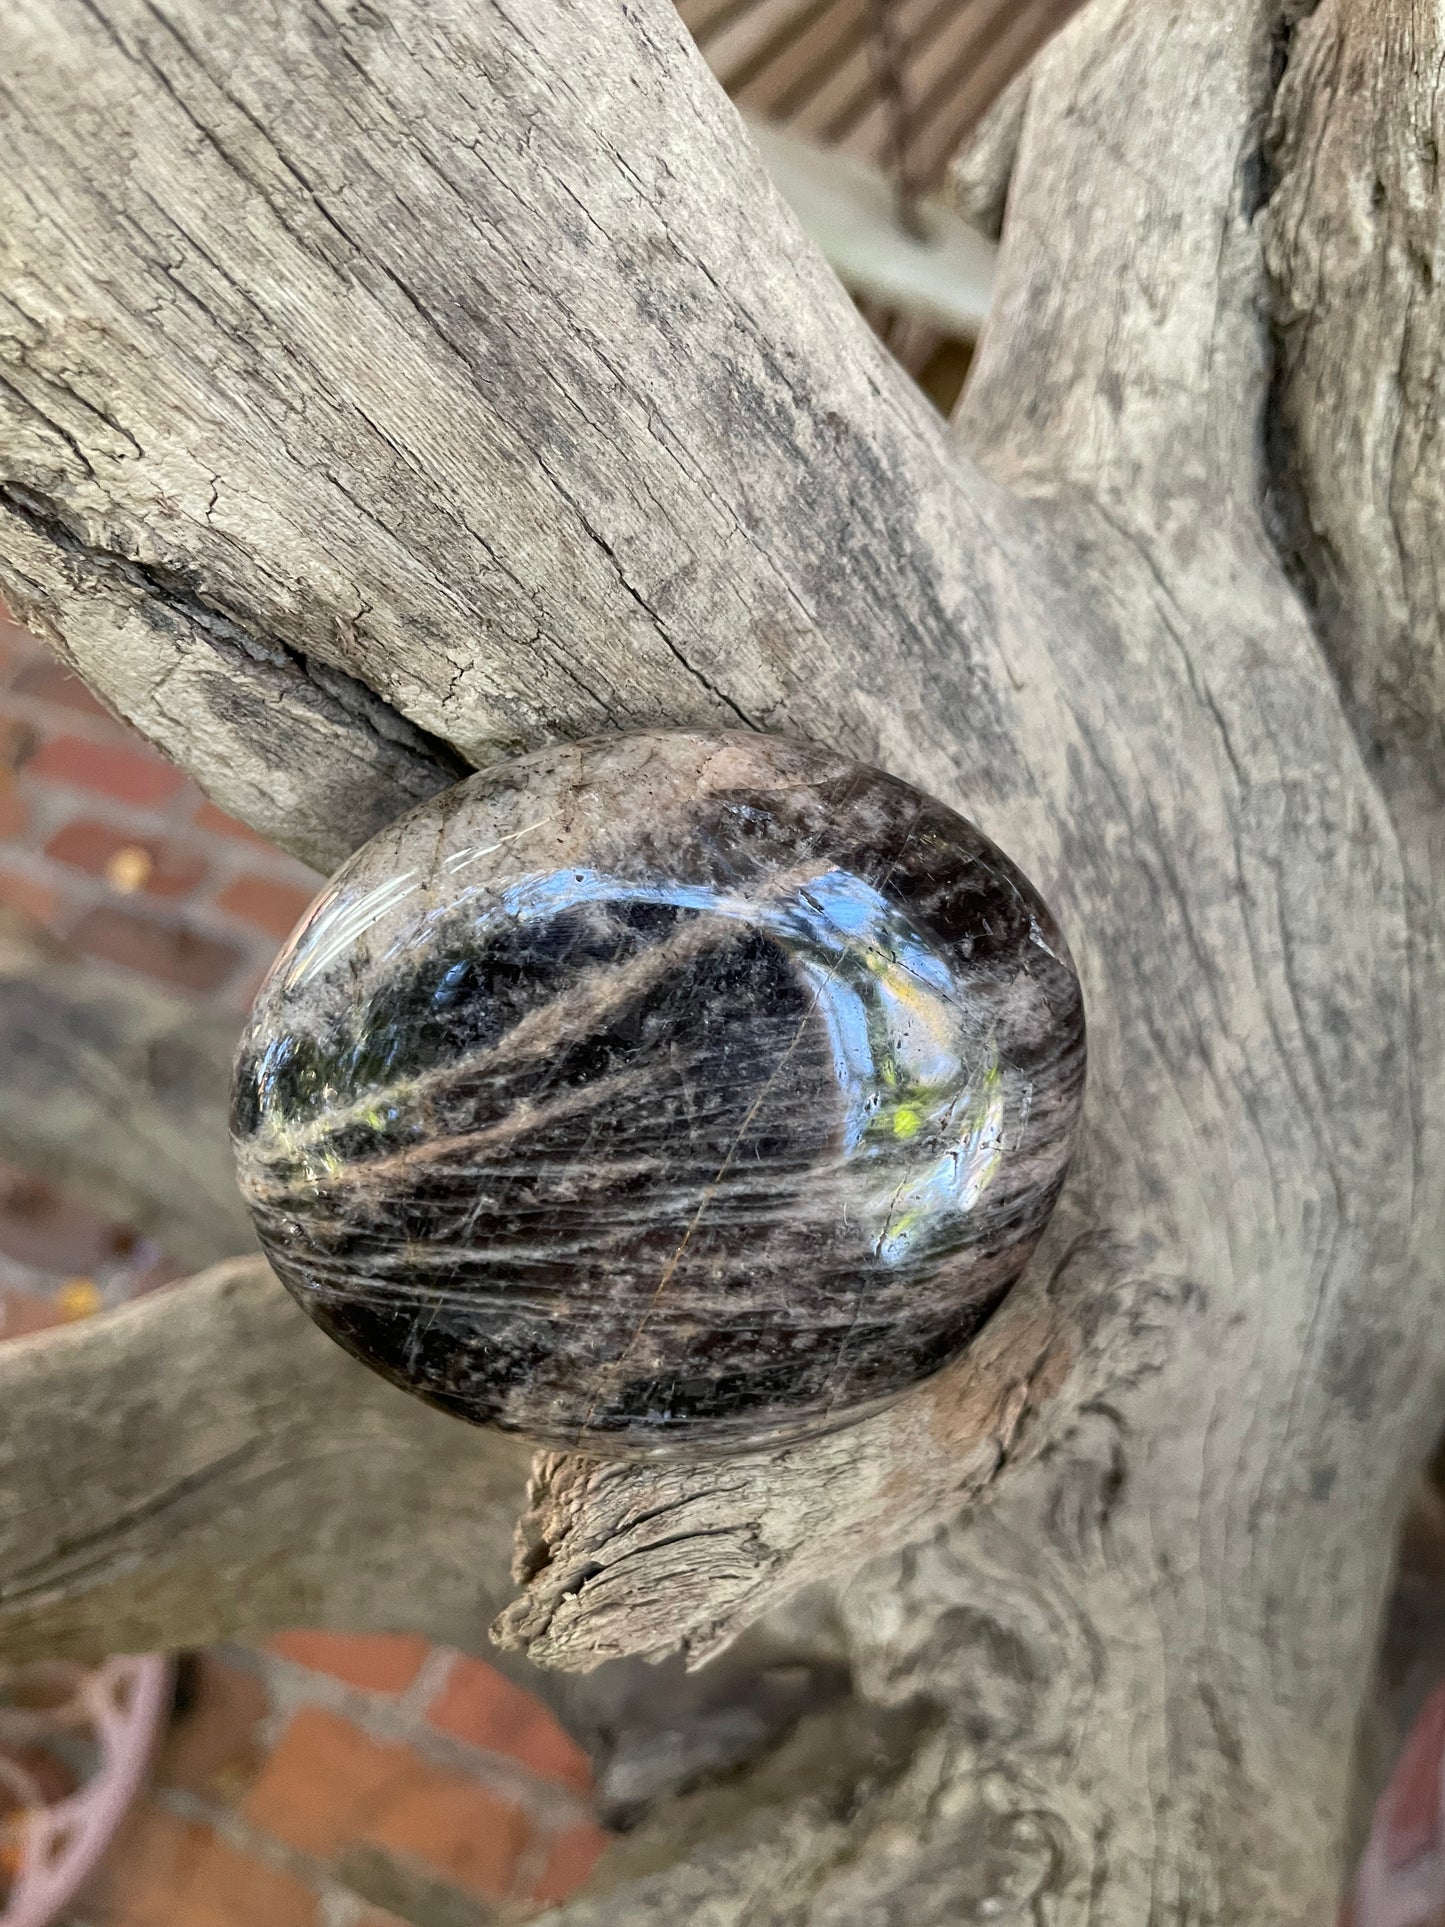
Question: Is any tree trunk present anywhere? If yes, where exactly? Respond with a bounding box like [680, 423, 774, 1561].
[1, 0, 1442, 1919]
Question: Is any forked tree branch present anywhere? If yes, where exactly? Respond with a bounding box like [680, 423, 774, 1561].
[1262, 0, 1445, 799]
[492, 0, 1433, 1697]
[493, 1211, 1127, 1671]
[0, 0, 1135, 1654]
[0, 0, 1047, 870]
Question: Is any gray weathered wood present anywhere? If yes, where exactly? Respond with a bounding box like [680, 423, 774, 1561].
[944, 68, 1030, 241]
[0, 1256, 528, 1657]
[0, 912, 252, 1269]
[0, 1249, 854, 1822]
[0, 0, 1442, 1920]
[0, 0, 1030, 869]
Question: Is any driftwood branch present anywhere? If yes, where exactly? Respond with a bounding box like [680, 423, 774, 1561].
[0, 912, 251, 1269]
[0, 0, 1033, 871]
[944, 68, 1031, 242]
[491, 1211, 1177, 1671]
[1261, 0, 1445, 798]
[0, 1256, 527, 1660]
[0, 0, 1443, 1919]
[0, 1251, 858, 1821]
[0, 0, 1132, 1652]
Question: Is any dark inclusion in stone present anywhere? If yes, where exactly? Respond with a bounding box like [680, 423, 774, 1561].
[232, 732, 1085, 1455]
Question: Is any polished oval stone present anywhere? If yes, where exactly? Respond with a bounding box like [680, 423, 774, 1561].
[233, 732, 1085, 1454]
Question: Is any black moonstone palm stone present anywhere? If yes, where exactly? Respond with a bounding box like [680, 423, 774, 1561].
[232, 732, 1085, 1455]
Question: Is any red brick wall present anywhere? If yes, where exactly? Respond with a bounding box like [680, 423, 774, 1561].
[79, 1635, 608, 1926]
[0, 600, 320, 1005]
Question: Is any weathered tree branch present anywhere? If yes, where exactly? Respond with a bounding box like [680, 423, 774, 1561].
[0, 0, 1135, 1660]
[0, 1251, 858, 1821]
[1262, 0, 1445, 802]
[1, 0, 1039, 870]
[1, 0, 1443, 1920]
[502, 0, 1427, 1705]
[944, 68, 1030, 242]
[492, 1210, 1178, 1671]
[0, 1256, 528, 1660]
[0, 912, 251, 1269]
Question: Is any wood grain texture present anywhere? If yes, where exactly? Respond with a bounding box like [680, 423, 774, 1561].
[943, 67, 1030, 241]
[0, 0, 1034, 867]
[0, 1244, 856, 1822]
[0, 0, 1442, 1920]
[1262, 0, 1445, 801]
[0, 1256, 529, 1660]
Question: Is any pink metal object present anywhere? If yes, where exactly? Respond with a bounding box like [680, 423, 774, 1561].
[1350, 1684, 1445, 1927]
[0, 1655, 171, 1927]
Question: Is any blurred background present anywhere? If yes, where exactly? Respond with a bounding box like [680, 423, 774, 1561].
[0, 600, 612, 1927]
[5, 2, 1443, 1924]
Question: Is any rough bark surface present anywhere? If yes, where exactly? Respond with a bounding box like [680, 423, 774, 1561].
[0, 1245, 856, 1821]
[0, 0, 1441, 1922]
[0, 1256, 526, 1658]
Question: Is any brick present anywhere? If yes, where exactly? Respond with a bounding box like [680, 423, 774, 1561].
[0, 616, 41, 679]
[0, 863, 59, 928]
[531, 1820, 611, 1905]
[1385, 1682, 1445, 1865]
[0, 715, 37, 770]
[27, 732, 188, 807]
[426, 1656, 592, 1793]
[0, 1287, 65, 1341]
[70, 903, 242, 992]
[268, 1630, 431, 1694]
[0, 770, 28, 840]
[85, 1801, 319, 1927]
[363, 1759, 531, 1901]
[158, 1653, 271, 1804]
[335, 1846, 492, 1927]
[0, 1162, 139, 1273]
[11, 654, 114, 720]
[241, 1709, 413, 1858]
[216, 872, 316, 940]
[194, 798, 280, 851]
[45, 819, 208, 899]
[242, 1708, 529, 1899]
[230, 961, 276, 1015]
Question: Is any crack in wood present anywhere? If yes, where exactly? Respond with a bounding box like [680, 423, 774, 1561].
[0, 479, 470, 779]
